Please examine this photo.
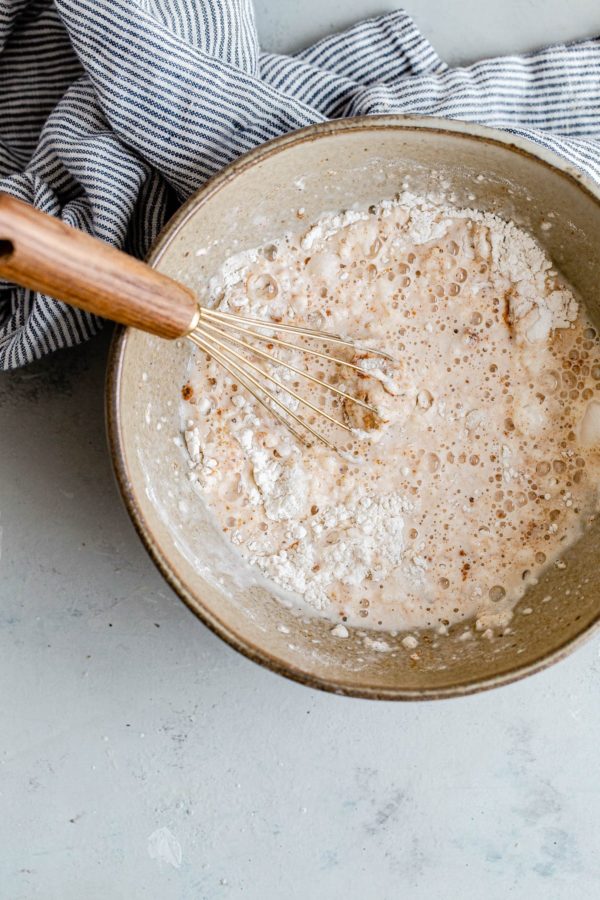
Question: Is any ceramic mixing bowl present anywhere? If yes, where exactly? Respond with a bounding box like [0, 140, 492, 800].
[106, 115, 600, 699]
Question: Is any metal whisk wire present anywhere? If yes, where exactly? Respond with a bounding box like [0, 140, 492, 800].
[187, 306, 392, 450]
[0, 194, 393, 451]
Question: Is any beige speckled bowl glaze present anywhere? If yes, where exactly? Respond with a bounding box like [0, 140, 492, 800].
[106, 115, 600, 699]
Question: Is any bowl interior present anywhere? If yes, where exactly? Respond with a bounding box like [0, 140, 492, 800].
[108, 117, 600, 698]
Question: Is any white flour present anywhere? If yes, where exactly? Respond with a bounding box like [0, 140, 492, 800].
[249, 487, 411, 611]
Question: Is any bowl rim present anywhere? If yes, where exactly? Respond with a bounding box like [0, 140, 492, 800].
[106, 113, 600, 700]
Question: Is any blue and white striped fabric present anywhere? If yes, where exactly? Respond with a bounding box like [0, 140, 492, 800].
[1, 2, 600, 369]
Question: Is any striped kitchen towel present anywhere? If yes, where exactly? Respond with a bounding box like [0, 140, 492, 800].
[1, 1, 599, 369]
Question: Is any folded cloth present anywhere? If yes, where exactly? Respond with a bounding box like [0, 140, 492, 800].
[1, 2, 599, 370]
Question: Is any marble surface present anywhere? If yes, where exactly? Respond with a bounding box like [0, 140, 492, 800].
[2, 4, 600, 898]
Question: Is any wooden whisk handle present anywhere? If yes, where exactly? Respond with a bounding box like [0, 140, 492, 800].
[0, 192, 199, 339]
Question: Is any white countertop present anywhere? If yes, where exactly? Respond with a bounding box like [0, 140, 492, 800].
[2, 3, 600, 898]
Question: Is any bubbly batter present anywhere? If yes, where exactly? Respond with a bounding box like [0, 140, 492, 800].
[179, 195, 600, 633]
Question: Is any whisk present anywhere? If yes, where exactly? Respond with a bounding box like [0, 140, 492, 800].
[0, 193, 389, 450]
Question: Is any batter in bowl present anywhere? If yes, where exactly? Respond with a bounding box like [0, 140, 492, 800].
[179, 194, 600, 634]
